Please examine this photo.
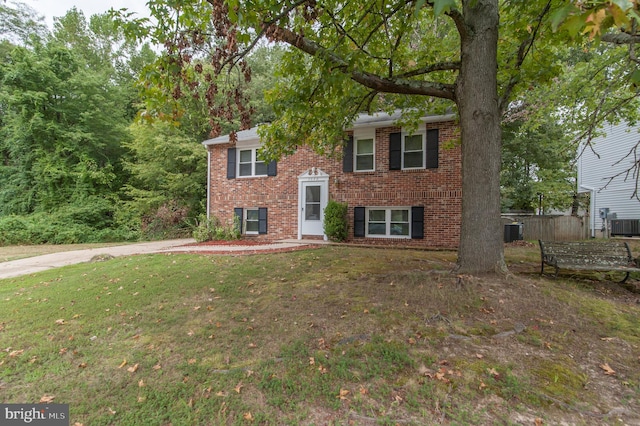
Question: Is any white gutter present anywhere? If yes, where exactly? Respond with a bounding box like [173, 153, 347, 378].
[578, 184, 596, 238]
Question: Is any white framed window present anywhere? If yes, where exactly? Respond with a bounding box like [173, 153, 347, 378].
[238, 147, 267, 177]
[366, 207, 410, 238]
[354, 130, 375, 171]
[244, 208, 259, 234]
[402, 131, 425, 170]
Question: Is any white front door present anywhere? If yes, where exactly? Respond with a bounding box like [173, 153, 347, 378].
[298, 169, 329, 238]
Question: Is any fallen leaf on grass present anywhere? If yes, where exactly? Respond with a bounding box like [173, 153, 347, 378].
[600, 363, 616, 376]
[243, 412, 253, 421]
[234, 382, 243, 394]
[127, 363, 139, 373]
[535, 418, 544, 426]
[9, 349, 24, 357]
[118, 359, 127, 368]
[188, 358, 197, 365]
[600, 337, 614, 342]
[309, 357, 315, 366]
[337, 388, 350, 400]
[78, 363, 87, 369]
[487, 368, 500, 379]
[153, 364, 161, 371]
[138, 379, 145, 387]
[55, 319, 65, 325]
[40, 395, 55, 403]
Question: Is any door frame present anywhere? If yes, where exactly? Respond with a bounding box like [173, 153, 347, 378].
[297, 168, 329, 240]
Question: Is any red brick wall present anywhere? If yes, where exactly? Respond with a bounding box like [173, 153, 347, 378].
[206, 120, 461, 248]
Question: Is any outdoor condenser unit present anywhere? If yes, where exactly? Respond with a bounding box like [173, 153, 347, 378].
[610, 219, 640, 237]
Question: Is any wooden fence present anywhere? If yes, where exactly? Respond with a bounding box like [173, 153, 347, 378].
[502, 215, 590, 242]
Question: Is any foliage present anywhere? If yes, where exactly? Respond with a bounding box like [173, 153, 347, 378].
[323, 200, 348, 242]
[0, 1, 48, 44]
[501, 119, 576, 213]
[0, 198, 139, 245]
[0, 11, 135, 216]
[123, 121, 207, 225]
[192, 214, 240, 242]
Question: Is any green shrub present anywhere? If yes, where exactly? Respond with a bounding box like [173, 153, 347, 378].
[0, 201, 141, 246]
[192, 214, 240, 242]
[323, 200, 348, 242]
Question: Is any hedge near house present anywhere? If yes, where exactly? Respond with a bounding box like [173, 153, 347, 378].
[323, 200, 348, 242]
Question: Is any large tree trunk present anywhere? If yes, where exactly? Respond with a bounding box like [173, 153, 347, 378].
[455, 0, 507, 274]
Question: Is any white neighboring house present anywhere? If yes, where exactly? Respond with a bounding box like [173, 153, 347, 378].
[577, 121, 640, 237]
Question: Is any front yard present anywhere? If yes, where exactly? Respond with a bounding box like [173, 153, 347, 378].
[1, 243, 639, 424]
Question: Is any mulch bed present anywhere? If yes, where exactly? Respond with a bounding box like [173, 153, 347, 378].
[175, 239, 318, 255]
[186, 239, 281, 246]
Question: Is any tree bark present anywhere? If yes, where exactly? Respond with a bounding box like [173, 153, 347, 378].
[454, 0, 507, 273]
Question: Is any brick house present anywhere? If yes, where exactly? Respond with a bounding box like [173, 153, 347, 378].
[202, 111, 462, 248]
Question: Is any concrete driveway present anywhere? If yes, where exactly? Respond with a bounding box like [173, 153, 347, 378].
[0, 239, 194, 280]
[0, 239, 311, 280]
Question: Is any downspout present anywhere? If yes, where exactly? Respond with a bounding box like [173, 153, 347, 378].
[206, 149, 211, 220]
[578, 184, 595, 238]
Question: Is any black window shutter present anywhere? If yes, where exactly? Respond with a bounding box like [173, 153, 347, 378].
[354, 207, 366, 237]
[389, 132, 401, 170]
[343, 136, 354, 173]
[258, 207, 268, 234]
[267, 160, 277, 176]
[411, 206, 424, 239]
[426, 129, 439, 169]
[234, 208, 243, 233]
[227, 148, 237, 179]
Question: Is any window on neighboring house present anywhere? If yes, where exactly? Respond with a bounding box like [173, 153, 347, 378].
[366, 207, 410, 238]
[355, 137, 375, 171]
[238, 148, 267, 177]
[403, 133, 425, 169]
[245, 208, 259, 234]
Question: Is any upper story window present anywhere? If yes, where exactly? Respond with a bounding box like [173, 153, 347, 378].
[354, 130, 375, 172]
[238, 147, 267, 177]
[402, 131, 426, 170]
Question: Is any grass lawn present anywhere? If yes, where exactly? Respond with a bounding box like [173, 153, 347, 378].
[1, 244, 639, 425]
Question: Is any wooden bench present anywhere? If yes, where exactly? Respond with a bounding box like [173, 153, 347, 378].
[538, 240, 640, 283]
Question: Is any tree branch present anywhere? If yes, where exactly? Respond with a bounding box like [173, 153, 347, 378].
[396, 61, 461, 78]
[263, 24, 456, 100]
[601, 32, 640, 45]
[498, 0, 552, 113]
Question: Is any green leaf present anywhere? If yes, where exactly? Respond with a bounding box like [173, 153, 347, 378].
[550, 4, 578, 32]
[630, 69, 640, 85]
[433, 0, 456, 17]
[610, 0, 634, 12]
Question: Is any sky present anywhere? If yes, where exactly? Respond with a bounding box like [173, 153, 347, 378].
[20, 0, 151, 29]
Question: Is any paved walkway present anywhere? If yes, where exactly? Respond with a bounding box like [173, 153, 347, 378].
[0, 239, 311, 280]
